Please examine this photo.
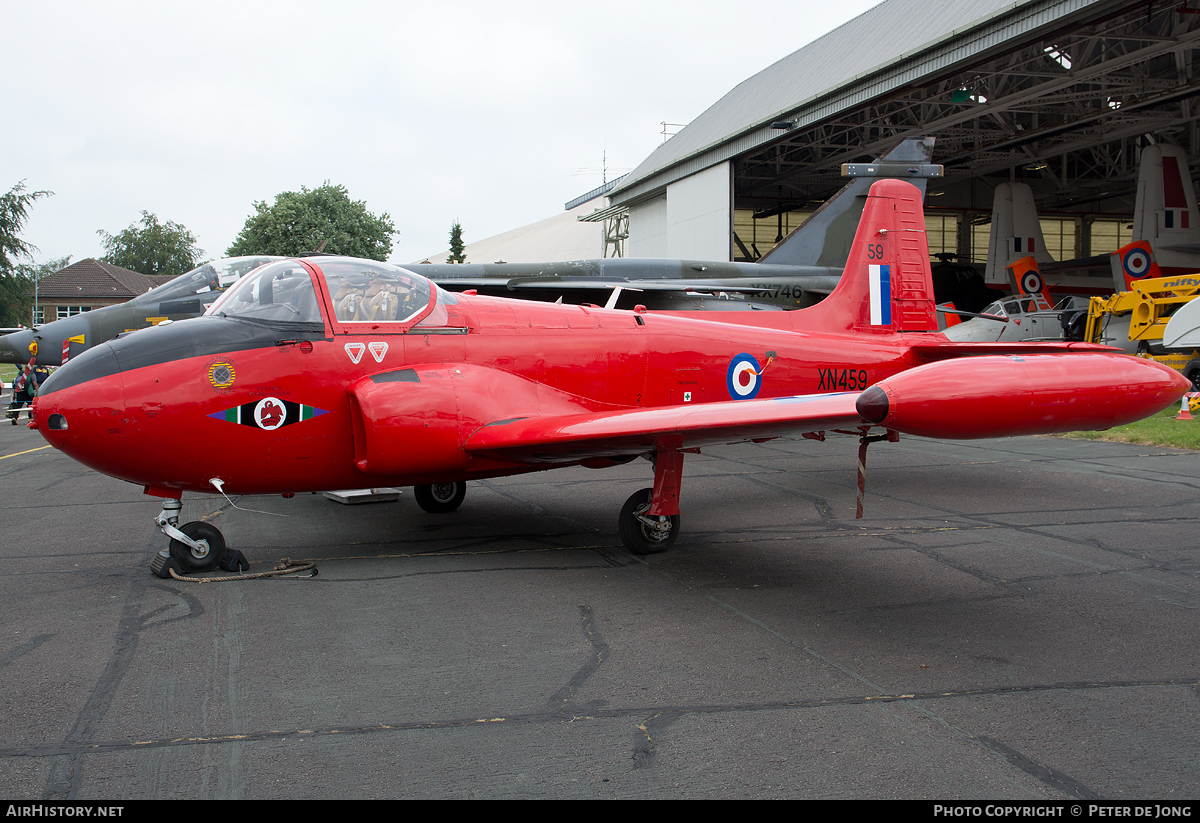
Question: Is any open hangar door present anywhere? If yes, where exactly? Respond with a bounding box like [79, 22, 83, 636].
[730, 1, 1200, 291]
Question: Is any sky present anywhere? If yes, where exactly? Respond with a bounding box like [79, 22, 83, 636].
[3, 0, 882, 267]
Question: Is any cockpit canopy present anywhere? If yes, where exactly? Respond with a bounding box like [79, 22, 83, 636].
[208, 257, 439, 330]
[140, 256, 281, 305]
[320, 258, 434, 325]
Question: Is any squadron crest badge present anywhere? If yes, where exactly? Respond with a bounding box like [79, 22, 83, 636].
[207, 360, 237, 389]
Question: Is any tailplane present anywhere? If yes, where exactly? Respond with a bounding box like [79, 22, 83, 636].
[1133, 144, 1198, 243]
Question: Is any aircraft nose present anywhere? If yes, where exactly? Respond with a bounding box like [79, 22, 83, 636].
[35, 345, 131, 477]
[0, 329, 34, 364]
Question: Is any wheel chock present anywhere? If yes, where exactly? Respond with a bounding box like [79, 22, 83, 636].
[151, 551, 185, 579]
[219, 549, 249, 573]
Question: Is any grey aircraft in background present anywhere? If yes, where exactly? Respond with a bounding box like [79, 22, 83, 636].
[408, 137, 942, 310]
[0, 257, 281, 366]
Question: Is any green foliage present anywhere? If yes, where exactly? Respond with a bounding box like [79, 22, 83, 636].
[447, 220, 466, 264]
[0, 256, 70, 327]
[225, 182, 395, 261]
[0, 274, 31, 327]
[0, 182, 55, 326]
[0, 181, 52, 272]
[98, 211, 204, 277]
[1064, 405, 1200, 450]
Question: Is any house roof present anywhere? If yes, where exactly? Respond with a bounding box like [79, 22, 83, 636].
[37, 258, 172, 300]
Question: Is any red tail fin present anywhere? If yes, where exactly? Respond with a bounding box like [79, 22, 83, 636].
[804, 179, 937, 333]
[939, 301, 963, 327]
[1110, 240, 1162, 292]
[1007, 256, 1053, 310]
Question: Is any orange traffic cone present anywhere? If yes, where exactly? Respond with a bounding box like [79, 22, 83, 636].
[1175, 393, 1196, 421]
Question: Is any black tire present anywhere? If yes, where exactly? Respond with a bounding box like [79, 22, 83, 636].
[619, 488, 679, 555]
[414, 482, 466, 513]
[168, 522, 225, 573]
[1184, 358, 1200, 392]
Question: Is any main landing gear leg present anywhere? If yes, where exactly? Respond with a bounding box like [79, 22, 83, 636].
[150, 497, 247, 578]
[619, 449, 684, 555]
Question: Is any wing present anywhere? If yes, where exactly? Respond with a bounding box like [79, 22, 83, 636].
[464, 392, 865, 464]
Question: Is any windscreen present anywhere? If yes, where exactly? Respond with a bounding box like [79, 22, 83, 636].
[210, 260, 324, 325]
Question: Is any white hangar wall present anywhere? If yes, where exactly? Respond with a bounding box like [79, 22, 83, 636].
[627, 162, 731, 260]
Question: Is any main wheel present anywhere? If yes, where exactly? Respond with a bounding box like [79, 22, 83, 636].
[619, 488, 679, 555]
[414, 482, 466, 513]
[168, 522, 226, 573]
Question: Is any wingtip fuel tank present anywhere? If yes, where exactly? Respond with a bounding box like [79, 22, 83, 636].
[857, 353, 1189, 439]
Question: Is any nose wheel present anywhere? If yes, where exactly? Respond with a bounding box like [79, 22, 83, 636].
[168, 522, 225, 572]
[150, 498, 245, 577]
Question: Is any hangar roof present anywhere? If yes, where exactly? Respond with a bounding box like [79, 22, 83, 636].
[614, 0, 1015, 202]
[611, 0, 1176, 215]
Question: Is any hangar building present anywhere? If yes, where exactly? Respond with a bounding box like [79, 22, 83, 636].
[604, 0, 1200, 273]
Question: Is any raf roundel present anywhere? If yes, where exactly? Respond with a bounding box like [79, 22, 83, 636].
[1123, 248, 1152, 279]
[727, 353, 763, 400]
[1021, 270, 1045, 295]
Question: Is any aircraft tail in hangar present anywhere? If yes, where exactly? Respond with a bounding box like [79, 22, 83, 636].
[1109, 240, 1163, 292]
[1132, 143, 1200, 275]
[984, 182, 1054, 284]
[1007, 256, 1054, 310]
[756, 137, 940, 268]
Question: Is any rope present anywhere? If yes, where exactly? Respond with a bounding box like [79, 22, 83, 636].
[169, 557, 318, 583]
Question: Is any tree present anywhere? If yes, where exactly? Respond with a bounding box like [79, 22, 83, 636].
[1, 181, 52, 273]
[98, 211, 204, 277]
[0, 181, 53, 326]
[0, 256, 71, 326]
[447, 221, 466, 264]
[225, 182, 396, 261]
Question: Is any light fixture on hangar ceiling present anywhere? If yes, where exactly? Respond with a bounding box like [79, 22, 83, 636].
[770, 120, 796, 130]
[951, 89, 987, 104]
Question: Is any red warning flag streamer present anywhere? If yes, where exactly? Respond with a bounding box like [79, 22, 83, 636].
[856, 428, 899, 519]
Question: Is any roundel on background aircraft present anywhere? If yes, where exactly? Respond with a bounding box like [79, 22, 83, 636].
[727, 353, 762, 400]
[1122, 246, 1153, 280]
[1020, 269, 1045, 295]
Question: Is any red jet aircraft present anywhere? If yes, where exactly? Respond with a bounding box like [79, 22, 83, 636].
[32, 180, 1189, 575]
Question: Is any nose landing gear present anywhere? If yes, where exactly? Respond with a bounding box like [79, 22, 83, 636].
[150, 498, 247, 578]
